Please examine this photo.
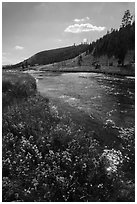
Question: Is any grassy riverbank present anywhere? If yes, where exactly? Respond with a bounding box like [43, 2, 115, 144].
[22, 63, 135, 77]
[2, 71, 135, 202]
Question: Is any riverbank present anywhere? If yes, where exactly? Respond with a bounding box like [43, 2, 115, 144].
[53, 66, 135, 77]
[21, 63, 135, 77]
[2, 71, 135, 202]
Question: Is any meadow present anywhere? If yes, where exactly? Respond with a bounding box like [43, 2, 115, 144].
[2, 71, 134, 202]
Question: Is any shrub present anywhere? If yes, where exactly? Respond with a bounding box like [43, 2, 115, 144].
[2, 72, 37, 109]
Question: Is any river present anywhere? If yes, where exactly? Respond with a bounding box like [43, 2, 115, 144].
[29, 71, 135, 148]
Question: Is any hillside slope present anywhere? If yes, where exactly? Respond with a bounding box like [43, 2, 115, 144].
[15, 44, 89, 68]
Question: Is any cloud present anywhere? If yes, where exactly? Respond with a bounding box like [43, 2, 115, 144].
[57, 39, 62, 42]
[64, 23, 105, 33]
[74, 17, 90, 22]
[15, 45, 24, 50]
[83, 38, 88, 43]
[2, 52, 9, 56]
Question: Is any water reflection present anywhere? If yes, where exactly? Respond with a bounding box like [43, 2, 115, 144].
[30, 71, 134, 131]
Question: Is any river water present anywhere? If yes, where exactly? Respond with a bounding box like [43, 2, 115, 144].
[30, 71, 135, 147]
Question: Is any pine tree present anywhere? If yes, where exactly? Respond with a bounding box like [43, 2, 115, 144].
[121, 10, 133, 28]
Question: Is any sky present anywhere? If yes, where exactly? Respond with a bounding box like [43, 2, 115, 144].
[2, 2, 135, 65]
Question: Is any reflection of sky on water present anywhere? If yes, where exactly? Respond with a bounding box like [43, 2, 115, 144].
[31, 72, 135, 131]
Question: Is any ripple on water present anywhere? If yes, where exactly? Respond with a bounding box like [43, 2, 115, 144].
[104, 119, 116, 128]
[59, 95, 80, 107]
[114, 92, 120, 96]
[107, 109, 117, 117]
[90, 95, 101, 100]
[126, 76, 135, 80]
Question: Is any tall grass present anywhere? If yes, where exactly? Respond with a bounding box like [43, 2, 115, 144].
[2, 71, 36, 108]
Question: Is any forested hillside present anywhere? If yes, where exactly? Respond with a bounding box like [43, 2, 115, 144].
[88, 10, 135, 66]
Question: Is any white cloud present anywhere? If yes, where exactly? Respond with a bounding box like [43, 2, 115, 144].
[83, 38, 88, 43]
[57, 39, 62, 42]
[74, 17, 90, 22]
[15, 45, 24, 50]
[2, 52, 9, 56]
[64, 23, 105, 33]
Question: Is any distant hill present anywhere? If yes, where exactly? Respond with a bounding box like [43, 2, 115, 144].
[14, 44, 89, 68]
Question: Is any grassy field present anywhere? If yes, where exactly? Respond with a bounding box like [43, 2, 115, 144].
[2, 71, 135, 202]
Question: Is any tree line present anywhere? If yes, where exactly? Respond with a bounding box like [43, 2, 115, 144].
[88, 10, 135, 66]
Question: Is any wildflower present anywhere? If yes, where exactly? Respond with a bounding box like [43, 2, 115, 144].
[56, 176, 65, 183]
[98, 183, 103, 188]
[18, 122, 24, 129]
[100, 149, 123, 175]
[32, 178, 39, 190]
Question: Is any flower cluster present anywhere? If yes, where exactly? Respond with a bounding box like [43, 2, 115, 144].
[2, 93, 135, 202]
[100, 149, 123, 177]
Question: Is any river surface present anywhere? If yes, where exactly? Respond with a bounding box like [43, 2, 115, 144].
[30, 71, 135, 147]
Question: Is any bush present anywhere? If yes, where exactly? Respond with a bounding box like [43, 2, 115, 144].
[2, 72, 37, 109]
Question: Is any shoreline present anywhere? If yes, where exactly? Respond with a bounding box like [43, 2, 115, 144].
[38, 69, 135, 77]
[21, 64, 135, 77]
[4, 64, 135, 77]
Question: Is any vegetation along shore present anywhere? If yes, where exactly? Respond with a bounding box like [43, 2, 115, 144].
[2, 71, 135, 201]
